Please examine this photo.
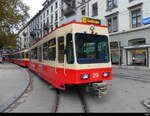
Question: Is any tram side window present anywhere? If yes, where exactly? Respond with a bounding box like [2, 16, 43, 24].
[31, 48, 38, 59]
[66, 34, 74, 64]
[17, 54, 19, 59]
[43, 42, 49, 60]
[21, 53, 25, 59]
[48, 38, 56, 61]
[25, 52, 29, 58]
[58, 37, 64, 63]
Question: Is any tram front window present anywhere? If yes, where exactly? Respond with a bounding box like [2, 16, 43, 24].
[75, 33, 110, 64]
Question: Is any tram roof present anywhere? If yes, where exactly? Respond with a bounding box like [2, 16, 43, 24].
[31, 21, 108, 47]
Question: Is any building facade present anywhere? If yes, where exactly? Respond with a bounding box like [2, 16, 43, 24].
[17, 0, 150, 68]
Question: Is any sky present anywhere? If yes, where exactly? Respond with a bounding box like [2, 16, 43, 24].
[22, 0, 46, 20]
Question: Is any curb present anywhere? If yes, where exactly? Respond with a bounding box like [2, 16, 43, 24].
[0, 64, 31, 113]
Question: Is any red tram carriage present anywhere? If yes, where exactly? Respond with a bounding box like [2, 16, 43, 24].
[6, 19, 112, 96]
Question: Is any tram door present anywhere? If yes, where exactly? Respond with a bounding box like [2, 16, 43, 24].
[57, 36, 66, 82]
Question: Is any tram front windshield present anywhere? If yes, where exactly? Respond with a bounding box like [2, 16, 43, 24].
[75, 33, 110, 64]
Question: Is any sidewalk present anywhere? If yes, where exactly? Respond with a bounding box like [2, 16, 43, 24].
[112, 65, 150, 82]
[0, 62, 30, 112]
[112, 65, 150, 71]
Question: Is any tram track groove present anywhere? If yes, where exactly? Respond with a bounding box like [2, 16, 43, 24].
[76, 89, 89, 113]
[51, 87, 89, 113]
[52, 89, 60, 113]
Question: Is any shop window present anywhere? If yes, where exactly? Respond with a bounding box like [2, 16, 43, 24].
[110, 41, 120, 49]
[111, 50, 122, 65]
[127, 49, 147, 66]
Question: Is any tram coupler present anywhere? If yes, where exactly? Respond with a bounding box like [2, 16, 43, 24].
[85, 81, 108, 98]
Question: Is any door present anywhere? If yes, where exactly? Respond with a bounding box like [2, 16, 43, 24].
[57, 36, 66, 86]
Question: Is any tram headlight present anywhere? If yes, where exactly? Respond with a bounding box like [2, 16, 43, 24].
[103, 72, 109, 78]
[80, 74, 90, 80]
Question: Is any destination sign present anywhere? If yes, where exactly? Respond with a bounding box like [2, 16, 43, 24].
[82, 17, 101, 25]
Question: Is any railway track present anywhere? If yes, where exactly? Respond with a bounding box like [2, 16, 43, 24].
[52, 88, 89, 113]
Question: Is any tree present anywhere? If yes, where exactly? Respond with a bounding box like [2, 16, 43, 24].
[0, 0, 29, 49]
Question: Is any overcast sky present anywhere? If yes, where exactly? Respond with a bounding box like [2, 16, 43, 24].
[22, 0, 46, 20]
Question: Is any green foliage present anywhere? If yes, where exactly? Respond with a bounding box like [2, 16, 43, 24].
[0, 0, 29, 49]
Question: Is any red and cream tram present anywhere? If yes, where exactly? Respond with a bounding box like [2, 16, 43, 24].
[6, 49, 29, 67]
[7, 19, 112, 96]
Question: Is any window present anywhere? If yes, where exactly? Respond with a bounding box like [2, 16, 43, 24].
[75, 33, 110, 64]
[58, 37, 64, 63]
[55, 2, 58, 9]
[47, 9, 49, 16]
[51, 14, 53, 23]
[31, 48, 37, 59]
[55, 11, 58, 21]
[106, 13, 118, 33]
[48, 39, 56, 61]
[43, 39, 56, 61]
[129, 0, 135, 2]
[38, 46, 42, 62]
[92, 2, 98, 17]
[43, 42, 49, 60]
[66, 34, 74, 64]
[81, 8, 86, 16]
[51, 6, 53, 13]
[60, 8, 64, 17]
[107, 0, 117, 10]
[25, 52, 29, 58]
[131, 8, 142, 28]
[127, 49, 147, 66]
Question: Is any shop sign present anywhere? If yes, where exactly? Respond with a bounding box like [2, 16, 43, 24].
[143, 17, 150, 25]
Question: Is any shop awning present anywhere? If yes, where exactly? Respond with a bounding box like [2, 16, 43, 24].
[124, 44, 150, 49]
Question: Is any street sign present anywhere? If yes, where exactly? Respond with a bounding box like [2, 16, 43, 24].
[143, 17, 150, 25]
